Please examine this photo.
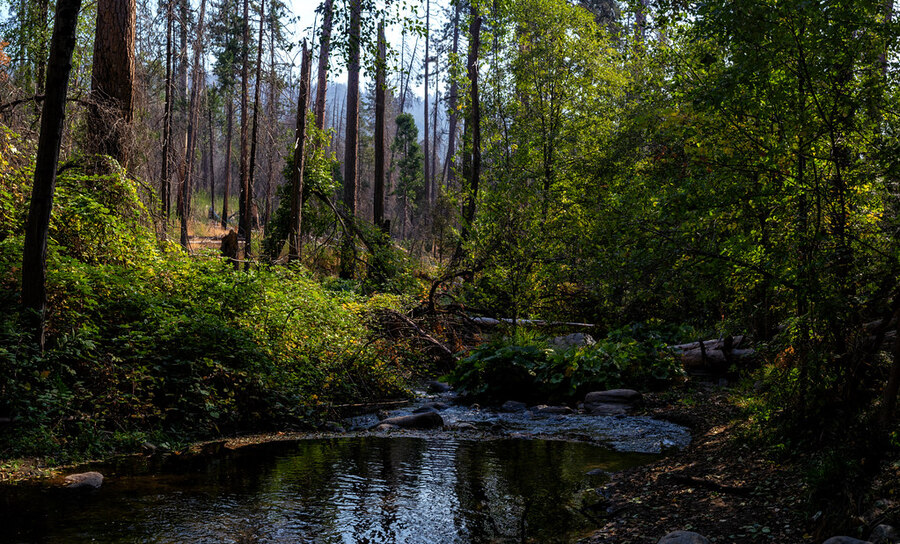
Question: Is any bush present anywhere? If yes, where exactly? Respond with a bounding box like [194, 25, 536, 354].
[445, 326, 684, 404]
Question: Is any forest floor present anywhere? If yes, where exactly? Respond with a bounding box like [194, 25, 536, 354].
[585, 383, 813, 544]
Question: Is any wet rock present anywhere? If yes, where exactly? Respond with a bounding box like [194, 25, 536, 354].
[871, 525, 900, 544]
[379, 411, 444, 429]
[454, 422, 477, 431]
[64, 471, 104, 490]
[426, 381, 452, 393]
[413, 402, 450, 413]
[376, 410, 391, 421]
[501, 400, 528, 413]
[658, 531, 710, 544]
[822, 538, 872, 544]
[573, 488, 607, 511]
[585, 389, 642, 405]
[586, 402, 630, 416]
[322, 421, 345, 433]
[373, 423, 399, 432]
[534, 405, 574, 415]
[550, 333, 595, 349]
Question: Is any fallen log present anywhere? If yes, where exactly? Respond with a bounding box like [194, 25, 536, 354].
[471, 317, 595, 329]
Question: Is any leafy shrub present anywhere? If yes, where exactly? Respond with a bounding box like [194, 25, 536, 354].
[446, 326, 684, 404]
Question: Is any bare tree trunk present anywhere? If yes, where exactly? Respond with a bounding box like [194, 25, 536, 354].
[248, 0, 265, 236]
[264, 18, 277, 228]
[179, 0, 207, 249]
[374, 22, 386, 232]
[314, 0, 333, 131]
[21, 0, 82, 349]
[161, 0, 173, 218]
[399, 36, 418, 113]
[432, 53, 439, 199]
[289, 41, 312, 261]
[88, 0, 136, 166]
[443, 0, 460, 186]
[221, 98, 234, 228]
[239, 0, 251, 263]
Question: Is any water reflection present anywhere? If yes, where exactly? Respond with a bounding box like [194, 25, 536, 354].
[0, 437, 655, 543]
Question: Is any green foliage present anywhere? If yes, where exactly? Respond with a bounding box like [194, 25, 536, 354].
[446, 327, 683, 404]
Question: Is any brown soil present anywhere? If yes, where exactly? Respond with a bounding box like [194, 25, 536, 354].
[584, 383, 813, 543]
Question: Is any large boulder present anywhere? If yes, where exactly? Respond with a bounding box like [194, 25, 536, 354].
[822, 538, 873, 544]
[534, 405, 574, 416]
[378, 411, 444, 429]
[64, 471, 104, 490]
[658, 531, 710, 544]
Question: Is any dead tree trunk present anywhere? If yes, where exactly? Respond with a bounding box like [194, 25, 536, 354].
[21, 0, 82, 349]
[288, 41, 311, 261]
[443, 0, 460, 186]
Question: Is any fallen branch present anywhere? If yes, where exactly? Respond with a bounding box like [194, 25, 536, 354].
[667, 474, 753, 496]
[470, 317, 595, 329]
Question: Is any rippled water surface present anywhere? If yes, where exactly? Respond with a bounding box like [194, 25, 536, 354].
[1, 437, 656, 543]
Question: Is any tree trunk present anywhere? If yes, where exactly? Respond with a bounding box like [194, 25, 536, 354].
[424, 0, 431, 206]
[289, 41, 312, 261]
[161, 0, 173, 218]
[21, 0, 82, 349]
[88, 0, 136, 165]
[374, 22, 386, 232]
[432, 53, 439, 200]
[248, 0, 265, 238]
[221, 99, 234, 228]
[340, 0, 361, 279]
[314, 0, 333, 131]
[179, 0, 207, 249]
[238, 0, 251, 263]
[443, 0, 460, 186]
[207, 89, 216, 220]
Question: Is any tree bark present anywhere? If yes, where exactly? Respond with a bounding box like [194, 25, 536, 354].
[21, 0, 82, 349]
[88, 0, 136, 165]
[424, 0, 431, 206]
[178, 0, 207, 249]
[239, 0, 251, 263]
[161, 0, 173, 218]
[221, 99, 234, 228]
[374, 22, 386, 232]
[207, 88, 216, 220]
[289, 40, 311, 261]
[248, 0, 265, 237]
[340, 0, 361, 279]
[443, 0, 460, 186]
[314, 0, 333, 131]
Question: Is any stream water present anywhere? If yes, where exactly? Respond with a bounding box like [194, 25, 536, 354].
[2, 436, 658, 544]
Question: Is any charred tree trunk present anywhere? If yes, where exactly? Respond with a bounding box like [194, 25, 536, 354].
[289, 41, 312, 261]
[313, 0, 333, 131]
[374, 22, 386, 232]
[21, 0, 82, 349]
[88, 0, 136, 165]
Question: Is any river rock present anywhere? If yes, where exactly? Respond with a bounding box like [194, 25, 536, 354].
[658, 531, 710, 544]
[586, 402, 629, 415]
[551, 333, 596, 349]
[373, 423, 399, 432]
[379, 411, 444, 429]
[413, 402, 450, 413]
[871, 525, 900, 544]
[426, 381, 452, 393]
[454, 422, 477, 431]
[534, 405, 574, 416]
[822, 538, 872, 544]
[585, 389, 642, 405]
[501, 400, 528, 413]
[64, 471, 104, 490]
